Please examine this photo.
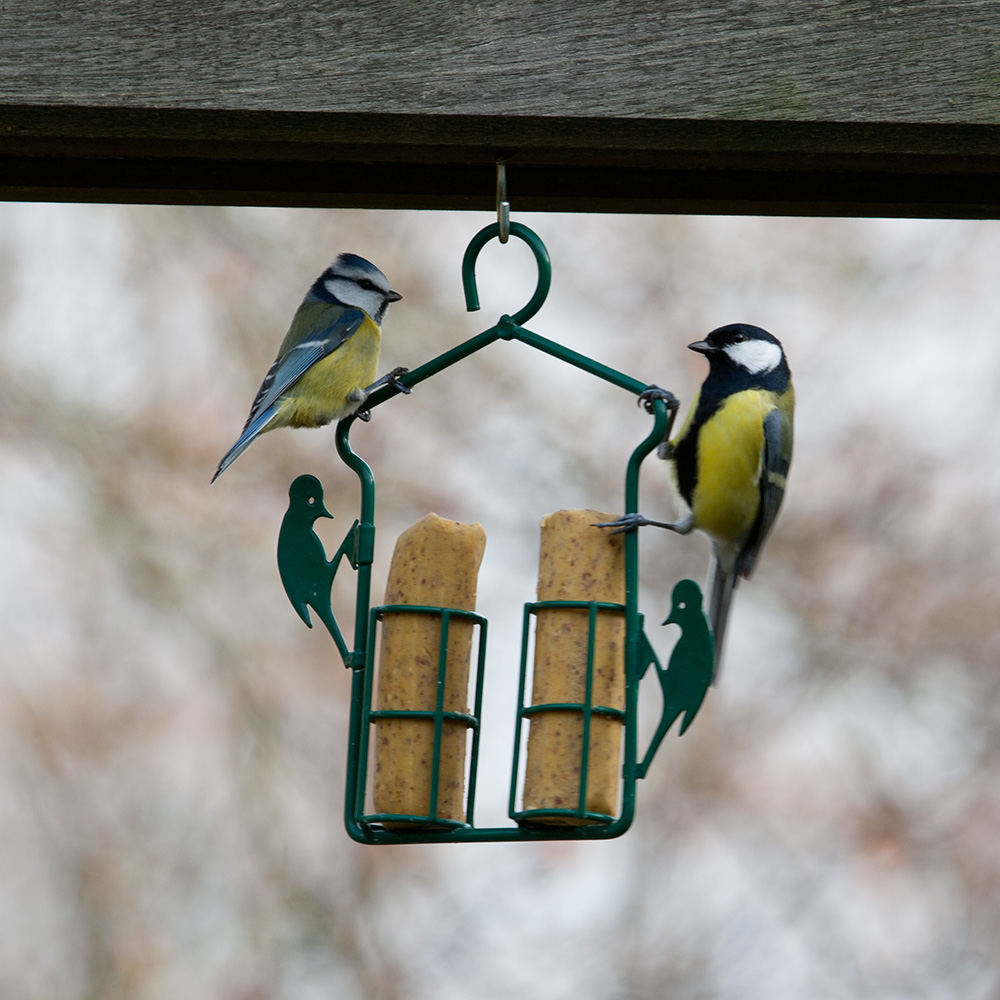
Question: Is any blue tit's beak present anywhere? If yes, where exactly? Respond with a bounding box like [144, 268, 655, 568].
[386, 290, 402, 303]
[688, 339, 715, 354]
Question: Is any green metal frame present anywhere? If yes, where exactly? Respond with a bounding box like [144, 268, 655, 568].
[277, 222, 714, 845]
[357, 605, 489, 831]
[510, 600, 629, 827]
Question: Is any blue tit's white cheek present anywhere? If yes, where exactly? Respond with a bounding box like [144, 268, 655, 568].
[323, 277, 386, 318]
[725, 339, 783, 374]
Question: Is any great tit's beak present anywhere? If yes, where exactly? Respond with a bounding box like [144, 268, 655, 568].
[386, 290, 403, 303]
[688, 339, 715, 354]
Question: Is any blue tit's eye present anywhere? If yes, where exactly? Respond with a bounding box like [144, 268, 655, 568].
[357, 278, 377, 291]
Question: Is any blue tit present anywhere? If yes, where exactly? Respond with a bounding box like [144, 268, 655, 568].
[212, 253, 402, 482]
[605, 324, 794, 678]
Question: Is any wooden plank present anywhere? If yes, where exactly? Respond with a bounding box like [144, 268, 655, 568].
[3, 2, 1000, 214]
[4, 1, 1000, 122]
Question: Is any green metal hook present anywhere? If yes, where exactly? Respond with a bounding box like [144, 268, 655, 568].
[462, 222, 552, 327]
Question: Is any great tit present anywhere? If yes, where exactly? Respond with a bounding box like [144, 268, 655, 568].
[212, 253, 403, 482]
[604, 323, 794, 678]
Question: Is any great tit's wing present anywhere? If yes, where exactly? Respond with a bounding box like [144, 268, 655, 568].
[240, 304, 366, 432]
[737, 406, 791, 578]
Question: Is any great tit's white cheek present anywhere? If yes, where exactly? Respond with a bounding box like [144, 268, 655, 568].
[725, 339, 783, 374]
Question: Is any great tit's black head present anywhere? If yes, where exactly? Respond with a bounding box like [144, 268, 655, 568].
[689, 323, 786, 376]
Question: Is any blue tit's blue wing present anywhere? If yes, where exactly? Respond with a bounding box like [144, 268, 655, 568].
[737, 406, 791, 578]
[211, 305, 366, 482]
[211, 402, 284, 482]
[240, 305, 366, 432]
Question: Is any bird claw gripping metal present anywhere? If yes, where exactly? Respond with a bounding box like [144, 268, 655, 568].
[276, 221, 715, 844]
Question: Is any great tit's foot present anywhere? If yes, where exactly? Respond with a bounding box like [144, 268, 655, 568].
[638, 385, 679, 414]
[354, 407, 372, 423]
[594, 512, 694, 535]
[594, 512, 655, 534]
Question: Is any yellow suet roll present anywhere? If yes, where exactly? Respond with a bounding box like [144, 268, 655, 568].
[373, 514, 486, 827]
[522, 509, 626, 824]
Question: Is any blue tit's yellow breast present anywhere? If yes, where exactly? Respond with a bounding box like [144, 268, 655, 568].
[691, 389, 776, 544]
[282, 317, 382, 428]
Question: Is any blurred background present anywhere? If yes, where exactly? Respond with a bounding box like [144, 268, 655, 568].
[2, 203, 1000, 999]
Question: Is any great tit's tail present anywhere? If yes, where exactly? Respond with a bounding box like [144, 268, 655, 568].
[211, 405, 280, 483]
[707, 545, 739, 684]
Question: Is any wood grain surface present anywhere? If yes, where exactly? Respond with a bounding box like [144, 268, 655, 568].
[3, 1, 1000, 214]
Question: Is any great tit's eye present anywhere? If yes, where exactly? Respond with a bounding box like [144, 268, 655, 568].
[731, 331, 746, 343]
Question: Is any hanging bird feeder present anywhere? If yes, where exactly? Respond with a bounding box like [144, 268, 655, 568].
[276, 204, 714, 845]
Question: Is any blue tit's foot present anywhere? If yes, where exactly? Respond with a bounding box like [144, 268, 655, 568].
[638, 385, 680, 414]
[345, 385, 373, 422]
[386, 366, 412, 394]
[353, 367, 411, 422]
[594, 512, 695, 535]
[365, 366, 412, 396]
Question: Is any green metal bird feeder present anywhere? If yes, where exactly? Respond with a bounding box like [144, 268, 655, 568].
[276, 220, 714, 845]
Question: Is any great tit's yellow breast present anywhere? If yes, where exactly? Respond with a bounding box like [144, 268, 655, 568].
[282, 317, 382, 428]
[691, 389, 777, 544]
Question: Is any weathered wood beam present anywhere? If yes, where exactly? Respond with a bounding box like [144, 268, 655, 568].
[3, 2, 1000, 216]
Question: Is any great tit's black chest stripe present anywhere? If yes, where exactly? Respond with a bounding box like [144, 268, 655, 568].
[672, 418, 700, 507]
[671, 359, 790, 508]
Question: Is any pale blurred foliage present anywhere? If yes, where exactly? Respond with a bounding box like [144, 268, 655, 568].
[2, 204, 1000, 999]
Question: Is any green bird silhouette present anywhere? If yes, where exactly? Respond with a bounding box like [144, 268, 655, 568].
[637, 579, 714, 778]
[277, 475, 340, 640]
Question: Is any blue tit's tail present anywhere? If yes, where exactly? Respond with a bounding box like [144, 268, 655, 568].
[211, 405, 280, 483]
[707, 543, 739, 684]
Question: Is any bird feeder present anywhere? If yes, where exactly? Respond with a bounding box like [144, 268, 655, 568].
[276, 221, 714, 844]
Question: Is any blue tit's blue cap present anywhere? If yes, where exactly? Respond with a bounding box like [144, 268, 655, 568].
[333, 253, 381, 275]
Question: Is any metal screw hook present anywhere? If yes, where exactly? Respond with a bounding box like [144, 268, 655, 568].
[496, 159, 510, 244]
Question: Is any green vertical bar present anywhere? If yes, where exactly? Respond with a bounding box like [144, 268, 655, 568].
[509, 605, 535, 819]
[619, 397, 672, 823]
[464, 619, 488, 826]
[338, 419, 377, 841]
[344, 670, 375, 844]
[427, 609, 451, 823]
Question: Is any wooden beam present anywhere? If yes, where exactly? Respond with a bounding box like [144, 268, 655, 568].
[3, 2, 1000, 216]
